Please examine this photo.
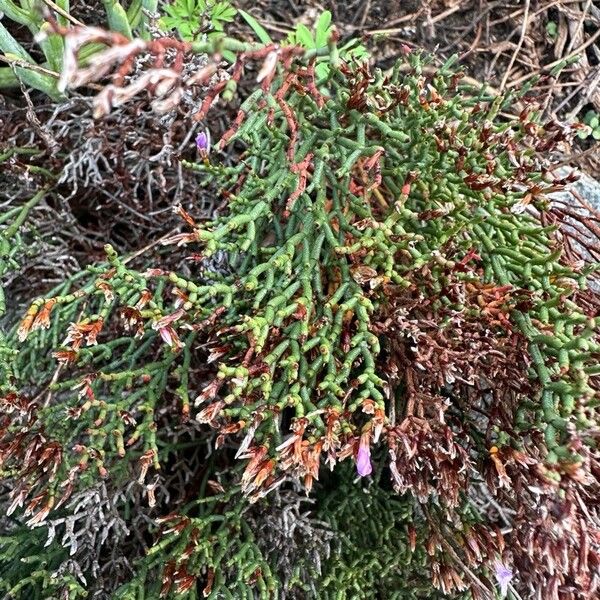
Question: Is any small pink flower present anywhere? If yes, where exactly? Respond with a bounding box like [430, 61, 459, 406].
[356, 433, 372, 477]
[195, 130, 210, 156]
[494, 561, 513, 598]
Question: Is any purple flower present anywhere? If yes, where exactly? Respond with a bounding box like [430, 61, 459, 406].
[494, 561, 513, 598]
[195, 130, 210, 155]
[356, 434, 372, 477]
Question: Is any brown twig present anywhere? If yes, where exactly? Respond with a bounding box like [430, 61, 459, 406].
[552, 144, 600, 169]
[42, 0, 84, 26]
[0, 54, 59, 78]
[367, 10, 423, 33]
[508, 26, 600, 89]
[499, 0, 530, 92]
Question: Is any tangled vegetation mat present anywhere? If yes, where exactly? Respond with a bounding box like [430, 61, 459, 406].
[1, 1, 600, 599]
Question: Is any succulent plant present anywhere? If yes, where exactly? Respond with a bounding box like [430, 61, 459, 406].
[2, 11, 600, 600]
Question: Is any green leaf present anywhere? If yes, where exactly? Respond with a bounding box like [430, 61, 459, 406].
[127, 0, 143, 27]
[0, 20, 35, 61]
[315, 63, 329, 80]
[102, 0, 133, 39]
[549, 54, 581, 77]
[221, 48, 236, 63]
[583, 111, 599, 129]
[212, 1, 236, 23]
[210, 1, 236, 32]
[37, 22, 64, 71]
[2, 52, 61, 99]
[0, 67, 19, 88]
[546, 21, 558, 40]
[315, 10, 332, 47]
[180, 21, 197, 40]
[294, 23, 315, 49]
[158, 16, 173, 30]
[0, 0, 33, 27]
[160, 0, 235, 38]
[339, 39, 370, 62]
[238, 9, 272, 44]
